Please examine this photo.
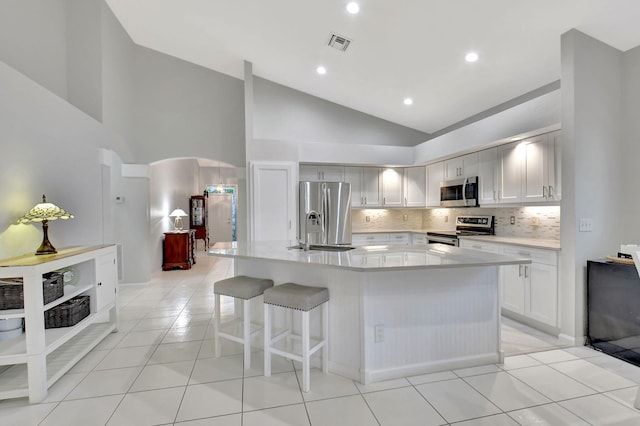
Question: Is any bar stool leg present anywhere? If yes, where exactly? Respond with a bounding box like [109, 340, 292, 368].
[214, 293, 221, 358]
[264, 303, 272, 377]
[301, 310, 310, 393]
[243, 298, 251, 369]
[322, 301, 329, 373]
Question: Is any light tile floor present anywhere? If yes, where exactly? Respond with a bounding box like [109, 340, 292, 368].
[1, 253, 640, 425]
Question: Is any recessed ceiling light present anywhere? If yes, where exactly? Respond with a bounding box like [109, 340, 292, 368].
[316, 66, 327, 75]
[346, 2, 360, 14]
[403, 98, 413, 106]
[465, 52, 479, 63]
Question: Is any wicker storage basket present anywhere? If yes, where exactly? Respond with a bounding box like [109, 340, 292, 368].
[0, 272, 64, 310]
[0, 278, 24, 310]
[44, 295, 90, 329]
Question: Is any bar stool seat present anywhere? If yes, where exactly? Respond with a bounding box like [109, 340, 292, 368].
[263, 283, 329, 392]
[214, 275, 274, 369]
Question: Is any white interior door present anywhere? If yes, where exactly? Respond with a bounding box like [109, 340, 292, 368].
[208, 194, 233, 243]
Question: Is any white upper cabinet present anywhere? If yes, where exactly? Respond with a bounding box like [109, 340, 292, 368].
[299, 164, 345, 181]
[444, 152, 478, 180]
[403, 166, 426, 207]
[548, 131, 562, 200]
[497, 141, 524, 203]
[426, 162, 444, 207]
[498, 131, 561, 204]
[522, 134, 552, 203]
[381, 168, 404, 207]
[300, 130, 560, 208]
[345, 166, 382, 207]
[478, 148, 498, 205]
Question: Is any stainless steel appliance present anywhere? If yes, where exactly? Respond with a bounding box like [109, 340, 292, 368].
[440, 176, 479, 207]
[426, 215, 494, 247]
[298, 181, 352, 247]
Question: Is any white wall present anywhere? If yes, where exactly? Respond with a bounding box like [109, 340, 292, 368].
[621, 45, 640, 240]
[253, 77, 429, 147]
[560, 30, 624, 340]
[101, 1, 136, 162]
[0, 0, 68, 99]
[131, 46, 246, 167]
[0, 61, 105, 259]
[66, 0, 102, 122]
[414, 91, 561, 164]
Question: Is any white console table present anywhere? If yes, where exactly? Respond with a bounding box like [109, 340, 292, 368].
[0, 245, 118, 403]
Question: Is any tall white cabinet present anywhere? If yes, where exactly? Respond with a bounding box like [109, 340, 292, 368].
[250, 161, 297, 241]
[0, 245, 118, 403]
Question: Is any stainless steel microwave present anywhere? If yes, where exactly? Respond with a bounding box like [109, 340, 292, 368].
[440, 176, 479, 207]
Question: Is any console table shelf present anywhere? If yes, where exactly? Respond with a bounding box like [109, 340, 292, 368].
[0, 245, 118, 403]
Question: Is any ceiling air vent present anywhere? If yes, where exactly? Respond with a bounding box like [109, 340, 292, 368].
[328, 33, 352, 52]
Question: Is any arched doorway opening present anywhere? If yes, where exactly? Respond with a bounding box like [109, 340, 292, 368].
[148, 157, 238, 270]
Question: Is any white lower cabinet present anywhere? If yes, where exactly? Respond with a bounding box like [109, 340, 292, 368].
[501, 245, 558, 331]
[0, 245, 118, 403]
[352, 233, 410, 246]
[460, 239, 559, 333]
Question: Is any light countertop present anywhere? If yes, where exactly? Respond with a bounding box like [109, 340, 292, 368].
[353, 230, 560, 250]
[208, 241, 530, 272]
[458, 235, 561, 250]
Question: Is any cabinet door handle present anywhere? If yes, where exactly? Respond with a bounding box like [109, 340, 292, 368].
[404, 197, 407, 206]
[543, 186, 547, 199]
[364, 196, 367, 204]
[519, 265, 523, 277]
[98, 282, 102, 286]
[524, 266, 529, 278]
[549, 185, 554, 198]
[383, 197, 386, 205]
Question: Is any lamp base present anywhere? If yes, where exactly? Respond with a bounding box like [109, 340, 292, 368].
[35, 220, 57, 255]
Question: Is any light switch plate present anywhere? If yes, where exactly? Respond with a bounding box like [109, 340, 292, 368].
[579, 218, 593, 232]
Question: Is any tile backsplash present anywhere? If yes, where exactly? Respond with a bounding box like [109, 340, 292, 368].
[352, 209, 423, 232]
[352, 206, 561, 240]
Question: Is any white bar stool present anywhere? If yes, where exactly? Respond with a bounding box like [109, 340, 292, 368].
[214, 275, 274, 369]
[263, 282, 329, 392]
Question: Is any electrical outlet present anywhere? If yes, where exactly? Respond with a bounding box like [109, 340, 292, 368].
[374, 324, 384, 343]
[510, 216, 515, 225]
[403, 214, 408, 221]
[579, 218, 593, 232]
[531, 217, 540, 226]
[444, 215, 449, 223]
[365, 216, 370, 222]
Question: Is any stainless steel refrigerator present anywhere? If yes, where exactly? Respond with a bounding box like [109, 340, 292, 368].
[298, 181, 352, 246]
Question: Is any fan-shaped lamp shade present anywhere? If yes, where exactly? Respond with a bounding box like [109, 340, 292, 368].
[169, 208, 188, 231]
[17, 194, 74, 255]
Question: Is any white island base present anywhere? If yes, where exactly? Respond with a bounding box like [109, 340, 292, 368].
[233, 255, 502, 385]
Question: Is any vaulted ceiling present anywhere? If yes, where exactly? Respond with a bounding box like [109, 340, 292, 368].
[105, 0, 640, 136]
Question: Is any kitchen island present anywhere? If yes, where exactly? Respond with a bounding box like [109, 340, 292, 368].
[208, 242, 529, 384]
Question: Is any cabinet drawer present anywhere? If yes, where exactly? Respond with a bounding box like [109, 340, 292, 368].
[502, 245, 557, 266]
[412, 234, 428, 245]
[352, 233, 389, 246]
[389, 233, 410, 245]
[459, 240, 500, 253]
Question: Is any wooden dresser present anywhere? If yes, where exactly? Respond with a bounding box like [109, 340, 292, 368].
[162, 230, 196, 270]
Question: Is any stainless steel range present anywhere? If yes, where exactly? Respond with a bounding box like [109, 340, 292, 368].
[426, 215, 495, 246]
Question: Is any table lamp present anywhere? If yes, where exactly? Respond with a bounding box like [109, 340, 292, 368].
[17, 194, 74, 255]
[169, 208, 188, 231]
